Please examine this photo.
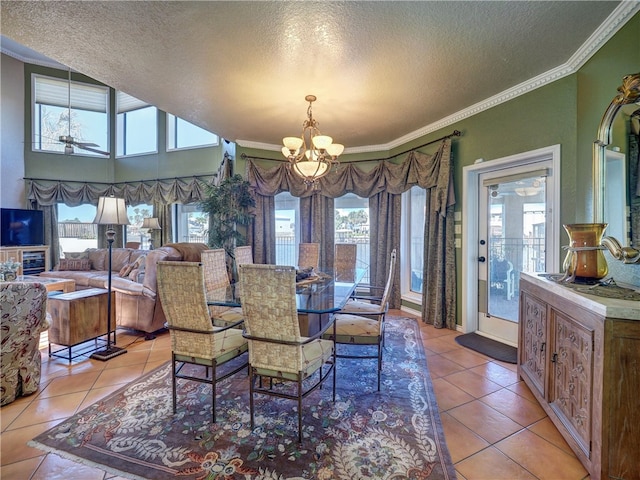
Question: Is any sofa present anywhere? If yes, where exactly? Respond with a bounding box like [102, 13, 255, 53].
[1, 282, 50, 405]
[40, 243, 210, 336]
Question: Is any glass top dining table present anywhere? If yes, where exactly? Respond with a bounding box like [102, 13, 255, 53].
[207, 268, 367, 315]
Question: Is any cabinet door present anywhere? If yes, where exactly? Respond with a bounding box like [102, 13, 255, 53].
[520, 292, 547, 397]
[550, 310, 593, 457]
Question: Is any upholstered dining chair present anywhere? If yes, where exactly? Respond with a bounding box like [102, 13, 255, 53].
[201, 249, 245, 327]
[239, 263, 336, 443]
[324, 249, 397, 390]
[234, 245, 253, 266]
[156, 261, 248, 423]
[334, 243, 357, 282]
[297, 242, 320, 270]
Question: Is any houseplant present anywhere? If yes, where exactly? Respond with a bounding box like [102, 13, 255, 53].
[199, 174, 255, 281]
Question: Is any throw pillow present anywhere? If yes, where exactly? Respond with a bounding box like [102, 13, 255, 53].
[63, 251, 89, 260]
[58, 258, 91, 271]
[119, 263, 134, 278]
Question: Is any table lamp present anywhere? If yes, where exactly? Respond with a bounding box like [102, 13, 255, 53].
[141, 217, 161, 249]
[91, 196, 130, 361]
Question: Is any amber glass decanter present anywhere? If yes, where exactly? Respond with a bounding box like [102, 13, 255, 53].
[562, 223, 608, 284]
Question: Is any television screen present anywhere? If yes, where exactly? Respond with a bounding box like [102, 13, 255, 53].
[0, 208, 45, 246]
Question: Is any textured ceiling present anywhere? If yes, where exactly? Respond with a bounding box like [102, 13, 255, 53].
[0, 1, 632, 153]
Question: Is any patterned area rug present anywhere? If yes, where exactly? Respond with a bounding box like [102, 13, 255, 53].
[29, 316, 456, 479]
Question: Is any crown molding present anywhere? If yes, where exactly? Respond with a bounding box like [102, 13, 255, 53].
[239, 1, 640, 155]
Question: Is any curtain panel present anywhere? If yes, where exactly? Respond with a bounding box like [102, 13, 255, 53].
[245, 139, 456, 328]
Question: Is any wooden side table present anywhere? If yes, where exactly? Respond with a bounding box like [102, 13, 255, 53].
[47, 288, 113, 362]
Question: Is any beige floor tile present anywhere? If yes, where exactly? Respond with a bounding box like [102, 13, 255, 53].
[32, 452, 107, 480]
[448, 400, 524, 444]
[440, 412, 490, 463]
[426, 354, 467, 378]
[469, 361, 519, 387]
[8, 391, 88, 430]
[506, 380, 538, 402]
[442, 370, 504, 398]
[441, 347, 490, 369]
[37, 370, 101, 399]
[479, 388, 547, 427]
[143, 359, 170, 375]
[92, 364, 146, 389]
[77, 384, 127, 412]
[456, 446, 537, 480]
[527, 417, 576, 456]
[0, 455, 45, 479]
[431, 377, 474, 411]
[1, 398, 32, 432]
[101, 349, 150, 370]
[0, 420, 61, 465]
[421, 336, 460, 354]
[495, 429, 588, 479]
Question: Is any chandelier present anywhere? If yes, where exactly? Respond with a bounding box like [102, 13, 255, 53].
[282, 95, 344, 187]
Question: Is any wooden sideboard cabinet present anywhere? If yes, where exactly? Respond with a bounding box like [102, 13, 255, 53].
[0, 245, 50, 275]
[518, 273, 640, 480]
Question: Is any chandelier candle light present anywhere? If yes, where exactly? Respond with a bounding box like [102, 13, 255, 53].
[91, 196, 130, 361]
[282, 95, 344, 188]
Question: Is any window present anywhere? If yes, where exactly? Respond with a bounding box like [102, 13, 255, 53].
[166, 113, 218, 151]
[174, 204, 209, 244]
[33, 74, 109, 156]
[334, 193, 370, 281]
[274, 192, 300, 266]
[116, 92, 157, 156]
[57, 204, 98, 252]
[126, 204, 154, 249]
[402, 186, 426, 297]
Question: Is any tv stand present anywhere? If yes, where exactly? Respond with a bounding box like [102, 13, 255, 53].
[0, 245, 50, 275]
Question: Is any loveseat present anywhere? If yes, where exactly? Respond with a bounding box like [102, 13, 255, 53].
[40, 243, 210, 336]
[1, 282, 50, 405]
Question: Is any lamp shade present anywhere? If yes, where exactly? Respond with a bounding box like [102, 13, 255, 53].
[141, 217, 161, 230]
[93, 196, 130, 225]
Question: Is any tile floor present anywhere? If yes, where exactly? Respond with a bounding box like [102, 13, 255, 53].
[0, 310, 589, 479]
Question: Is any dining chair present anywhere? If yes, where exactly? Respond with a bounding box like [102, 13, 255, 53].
[125, 241, 141, 249]
[156, 261, 248, 422]
[234, 245, 254, 266]
[201, 249, 245, 327]
[239, 263, 336, 443]
[334, 243, 357, 282]
[297, 242, 320, 270]
[325, 248, 397, 390]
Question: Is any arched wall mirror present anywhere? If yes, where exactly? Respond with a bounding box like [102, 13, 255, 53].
[593, 72, 640, 264]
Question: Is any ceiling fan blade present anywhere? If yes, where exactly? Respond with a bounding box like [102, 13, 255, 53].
[74, 141, 100, 148]
[75, 144, 109, 156]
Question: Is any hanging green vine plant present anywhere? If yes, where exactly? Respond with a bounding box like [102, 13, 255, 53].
[199, 174, 255, 261]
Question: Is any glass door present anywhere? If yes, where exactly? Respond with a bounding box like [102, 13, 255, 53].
[477, 167, 549, 344]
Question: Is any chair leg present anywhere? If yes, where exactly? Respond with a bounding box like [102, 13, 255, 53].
[211, 361, 216, 423]
[377, 341, 382, 391]
[172, 356, 177, 414]
[249, 368, 255, 431]
[297, 378, 303, 443]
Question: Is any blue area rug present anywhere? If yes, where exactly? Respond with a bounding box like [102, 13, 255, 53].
[29, 316, 457, 479]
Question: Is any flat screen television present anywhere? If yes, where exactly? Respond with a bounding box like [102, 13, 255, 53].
[0, 208, 45, 246]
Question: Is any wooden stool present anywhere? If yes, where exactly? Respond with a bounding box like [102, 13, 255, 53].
[47, 288, 113, 362]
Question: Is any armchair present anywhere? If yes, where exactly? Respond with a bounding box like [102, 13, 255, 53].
[1, 282, 50, 405]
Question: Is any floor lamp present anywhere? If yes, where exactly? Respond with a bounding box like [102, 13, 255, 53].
[91, 196, 130, 361]
[141, 217, 161, 250]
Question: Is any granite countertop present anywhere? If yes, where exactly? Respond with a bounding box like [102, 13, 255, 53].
[521, 272, 640, 321]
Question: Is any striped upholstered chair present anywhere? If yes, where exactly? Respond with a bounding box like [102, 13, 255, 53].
[239, 263, 335, 443]
[156, 261, 248, 422]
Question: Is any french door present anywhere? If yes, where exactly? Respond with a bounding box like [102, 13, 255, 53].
[462, 146, 560, 346]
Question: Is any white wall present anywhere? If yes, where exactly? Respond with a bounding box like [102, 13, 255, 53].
[1, 54, 25, 208]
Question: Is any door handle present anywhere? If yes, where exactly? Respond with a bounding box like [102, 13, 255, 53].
[478, 256, 486, 263]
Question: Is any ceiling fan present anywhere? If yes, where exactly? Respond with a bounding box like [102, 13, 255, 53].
[58, 67, 109, 156]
